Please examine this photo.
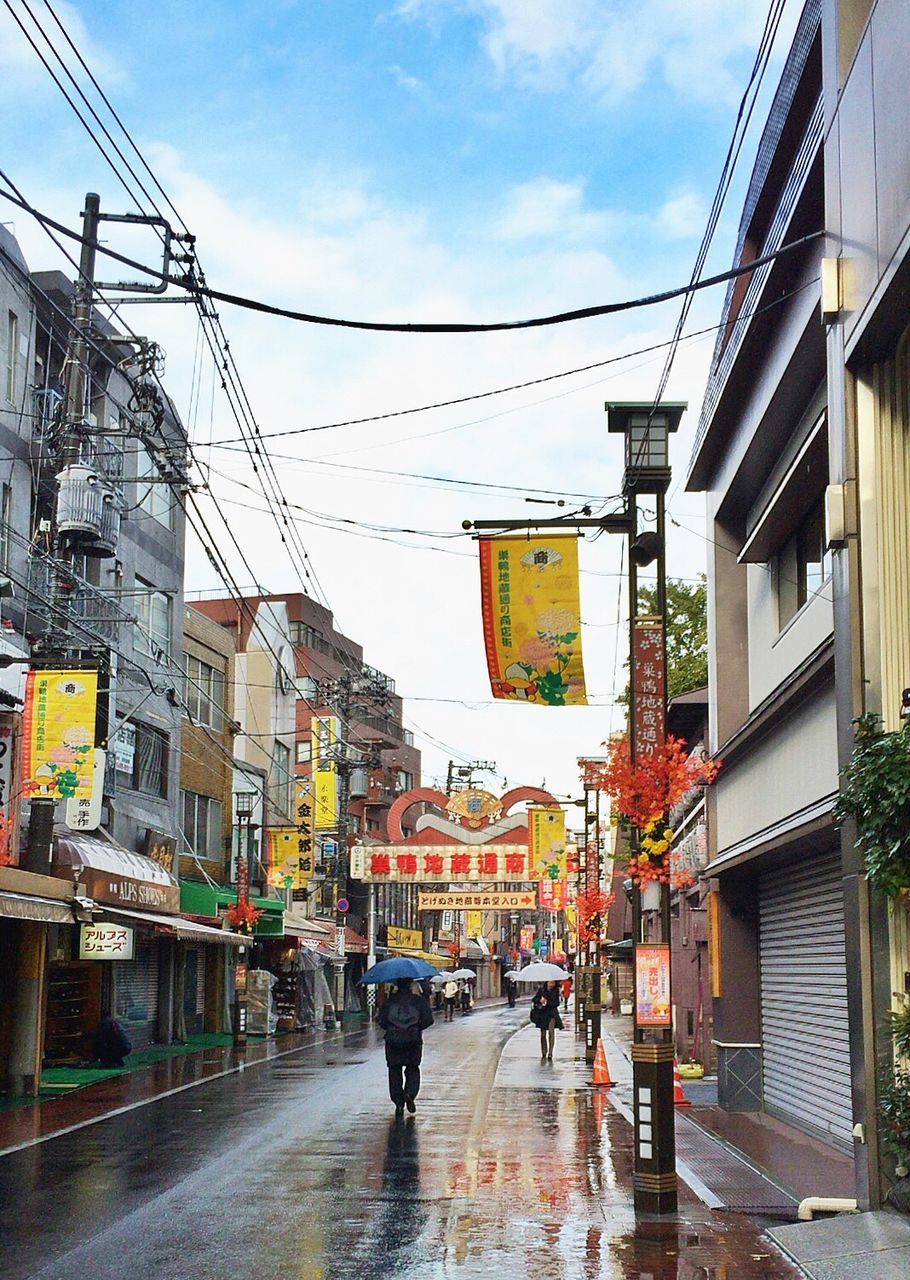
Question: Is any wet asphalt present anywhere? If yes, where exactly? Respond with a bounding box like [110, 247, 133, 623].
[0, 1004, 802, 1279]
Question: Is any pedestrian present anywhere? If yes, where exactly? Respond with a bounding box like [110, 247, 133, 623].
[90, 1016, 132, 1068]
[443, 976, 458, 1022]
[531, 982, 563, 1060]
[460, 981, 472, 1014]
[507, 975, 516, 1008]
[561, 975, 572, 1012]
[377, 976, 434, 1117]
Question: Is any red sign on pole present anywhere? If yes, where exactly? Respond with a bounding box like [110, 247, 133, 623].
[631, 617, 666, 761]
[237, 855, 250, 909]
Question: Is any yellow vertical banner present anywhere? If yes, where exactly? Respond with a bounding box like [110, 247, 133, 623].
[294, 777, 315, 882]
[311, 715, 339, 830]
[21, 669, 97, 799]
[466, 910, 483, 939]
[479, 534, 587, 705]
[529, 806, 566, 880]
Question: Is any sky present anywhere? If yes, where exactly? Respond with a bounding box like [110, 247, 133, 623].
[0, 0, 800, 801]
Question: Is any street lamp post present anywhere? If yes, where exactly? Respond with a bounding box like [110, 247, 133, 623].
[607, 400, 686, 1217]
[233, 790, 254, 1048]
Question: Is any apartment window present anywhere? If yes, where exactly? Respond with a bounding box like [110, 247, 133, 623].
[135, 577, 172, 661]
[290, 621, 324, 650]
[396, 770, 414, 793]
[5, 311, 17, 404]
[182, 790, 223, 861]
[0, 483, 10, 571]
[296, 675, 317, 702]
[296, 740, 312, 765]
[114, 721, 168, 797]
[271, 740, 292, 818]
[775, 501, 833, 629]
[136, 444, 176, 529]
[186, 655, 225, 730]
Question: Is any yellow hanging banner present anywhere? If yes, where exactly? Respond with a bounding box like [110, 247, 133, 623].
[529, 806, 567, 880]
[479, 534, 587, 705]
[21, 669, 97, 800]
[311, 715, 339, 830]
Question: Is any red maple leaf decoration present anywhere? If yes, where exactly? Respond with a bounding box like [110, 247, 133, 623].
[581, 735, 720, 830]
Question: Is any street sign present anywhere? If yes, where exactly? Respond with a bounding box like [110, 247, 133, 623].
[335, 925, 347, 957]
[539, 937, 550, 959]
[322, 839, 337, 857]
[419, 890, 537, 912]
[336, 898, 350, 913]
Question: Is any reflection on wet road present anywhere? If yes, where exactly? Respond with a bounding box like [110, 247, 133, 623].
[0, 1006, 800, 1278]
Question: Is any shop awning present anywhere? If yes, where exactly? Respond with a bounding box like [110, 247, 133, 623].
[56, 833, 180, 914]
[178, 879, 285, 937]
[102, 906, 246, 946]
[389, 946, 454, 969]
[0, 890, 75, 925]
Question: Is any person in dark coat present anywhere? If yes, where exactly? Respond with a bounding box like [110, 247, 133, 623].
[92, 1017, 132, 1068]
[377, 978, 434, 1116]
[531, 982, 563, 1059]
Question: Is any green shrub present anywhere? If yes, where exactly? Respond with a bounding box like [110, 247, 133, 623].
[835, 714, 910, 898]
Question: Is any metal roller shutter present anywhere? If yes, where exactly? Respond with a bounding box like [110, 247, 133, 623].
[759, 851, 853, 1152]
[113, 940, 160, 1052]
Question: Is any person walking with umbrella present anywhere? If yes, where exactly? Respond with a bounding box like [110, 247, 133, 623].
[531, 981, 563, 1060]
[378, 976, 434, 1116]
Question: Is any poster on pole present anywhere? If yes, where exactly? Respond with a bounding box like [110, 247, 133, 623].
[529, 806, 566, 880]
[635, 944, 671, 1027]
[538, 880, 568, 911]
[21, 669, 97, 800]
[311, 715, 339, 829]
[631, 618, 666, 760]
[478, 534, 587, 705]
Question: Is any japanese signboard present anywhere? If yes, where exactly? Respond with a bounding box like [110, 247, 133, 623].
[387, 925, 423, 950]
[631, 618, 666, 760]
[64, 749, 105, 833]
[529, 806, 566, 880]
[538, 880, 568, 911]
[21, 669, 97, 799]
[520, 924, 536, 952]
[144, 828, 176, 874]
[351, 844, 530, 883]
[0, 713, 13, 815]
[311, 715, 339, 829]
[479, 534, 587, 705]
[635, 944, 671, 1027]
[79, 923, 134, 960]
[466, 910, 483, 939]
[419, 890, 537, 912]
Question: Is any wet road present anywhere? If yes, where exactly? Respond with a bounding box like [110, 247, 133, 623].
[0, 1005, 801, 1278]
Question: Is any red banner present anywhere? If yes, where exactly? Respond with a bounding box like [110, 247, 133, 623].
[631, 617, 666, 760]
[538, 880, 568, 911]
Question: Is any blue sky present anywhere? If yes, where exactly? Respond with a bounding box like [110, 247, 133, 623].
[0, 0, 799, 798]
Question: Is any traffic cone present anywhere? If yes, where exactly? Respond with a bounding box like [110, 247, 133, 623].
[673, 1058, 691, 1107]
[592, 1038, 613, 1088]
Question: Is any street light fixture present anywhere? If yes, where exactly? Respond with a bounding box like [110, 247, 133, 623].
[232, 790, 255, 1047]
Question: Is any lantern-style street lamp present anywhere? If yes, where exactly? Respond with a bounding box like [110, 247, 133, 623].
[232, 790, 255, 1048]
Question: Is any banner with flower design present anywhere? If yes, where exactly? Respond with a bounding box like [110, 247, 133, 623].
[21, 669, 97, 800]
[479, 534, 587, 705]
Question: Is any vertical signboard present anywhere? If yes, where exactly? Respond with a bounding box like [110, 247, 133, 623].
[529, 806, 566, 880]
[631, 618, 666, 760]
[538, 880, 568, 911]
[311, 715, 339, 830]
[21, 669, 97, 799]
[635, 944, 671, 1027]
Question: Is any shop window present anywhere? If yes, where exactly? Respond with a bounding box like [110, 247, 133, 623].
[115, 720, 168, 797]
[774, 499, 832, 629]
[5, 310, 17, 404]
[271, 740, 292, 818]
[186, 655, 225, 730]
[182, 790, 223, 860]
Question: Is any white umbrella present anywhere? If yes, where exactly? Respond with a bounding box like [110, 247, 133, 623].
[510, 962, 568, 983]
[430, 972, 451, 984]
[449, 968, 477, 981]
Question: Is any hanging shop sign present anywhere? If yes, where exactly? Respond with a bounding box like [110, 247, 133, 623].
[529, 806, 566, 880]
[419, 890, 537, 912]
[0, 713, 13, 814]
[387, 925, 423, 950]
[635, 943, 671, 1027]
[267, 824, 314, 890]
[64, 749, 106, 833]
[519, 924, 536, 952]
[21, 669, 97, 799]
[466, 910, 483, 939]
[631, 618, 666, 760]
[79, 923, 135, 960]
[144, 828, 177, 874]
[350, 843, 530, 883]
[478, 534, 587, 705]
[294, 778, 315, 880]
[538, 880, 568, 911]
[311, 716, 339, 829]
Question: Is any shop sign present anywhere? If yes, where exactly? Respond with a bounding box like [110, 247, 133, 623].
[79, 923, 134, 960]
[0, 713, 13, 813]
[419, 890, 537, 912]
[144, 828, 176, 873]
[267, 823, 313, 890]
[466, 911, 483, 939]
[631, 618, 666, 760]
[64, 749, 105, 832]
[529, 807, 566, 880]
[353, 843, 530, 883]
[74, 867, 179, 913]
[311, 716, 339, 830]
[21, 669, 98, 799]
[538, 880, 568, 911]
[335, 924, 346, 956]
[635, 944, 671, 1027]
[519, 925, 536, 952]
[387, 925, 423, 950]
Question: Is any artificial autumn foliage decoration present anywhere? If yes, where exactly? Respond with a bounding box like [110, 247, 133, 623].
[835, 714, 910, 899]
[225, 900, 263, 933]
[576, 888, 616, 943]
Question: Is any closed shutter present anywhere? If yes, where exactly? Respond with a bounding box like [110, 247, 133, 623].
[759, 852, 853, 1151]
[114, 940, 160, 1051]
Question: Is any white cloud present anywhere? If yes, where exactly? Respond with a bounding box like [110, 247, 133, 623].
[656, 190, 706, 240]
[388, 63, 427, 95]
[0, 0, 126, 92]
[493, 177, 614, 245]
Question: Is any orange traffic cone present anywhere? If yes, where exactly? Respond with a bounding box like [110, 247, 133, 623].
[673, 1058, 691, 1107]
[592, 1038, 613, 1088]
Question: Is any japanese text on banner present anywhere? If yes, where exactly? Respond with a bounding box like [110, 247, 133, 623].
[528, 806, 566, 880]
[21, 669, 97, 800]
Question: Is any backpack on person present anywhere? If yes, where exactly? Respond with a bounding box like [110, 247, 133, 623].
[384, 996, 422, 1049]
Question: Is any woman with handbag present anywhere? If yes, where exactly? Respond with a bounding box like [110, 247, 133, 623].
[531, 982, 563, 1060]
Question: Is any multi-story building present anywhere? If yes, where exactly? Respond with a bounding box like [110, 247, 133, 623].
[687, 0, 910, 1208]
